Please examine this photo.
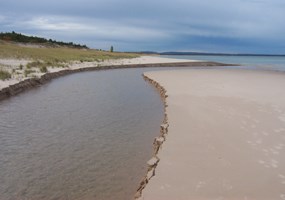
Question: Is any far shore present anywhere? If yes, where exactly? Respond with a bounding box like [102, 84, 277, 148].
[0, 56, 232, 100]
[140, 69, 285, 200]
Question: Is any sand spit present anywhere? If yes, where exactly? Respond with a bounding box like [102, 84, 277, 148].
[140, 69, 285, 200]
[0, 56, 232, 101]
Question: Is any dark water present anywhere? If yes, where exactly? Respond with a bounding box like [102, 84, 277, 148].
[0, 68, 166, 200]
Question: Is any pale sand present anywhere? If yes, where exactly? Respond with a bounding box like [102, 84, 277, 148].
[0, 56, 197, 90]
[141, 69, 285, 200]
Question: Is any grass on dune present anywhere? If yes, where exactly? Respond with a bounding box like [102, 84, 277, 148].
[0, 42, 138, 64]
[0, 41, 139, 80]
[0, 69, 11, 80]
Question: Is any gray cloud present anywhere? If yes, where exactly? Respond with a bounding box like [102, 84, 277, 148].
[0, 0, 285, 53]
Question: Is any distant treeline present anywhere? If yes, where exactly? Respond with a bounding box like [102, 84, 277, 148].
[160, 52, 285, 56]
[0, 31, 89, 49]
[134, 51, 285, 57]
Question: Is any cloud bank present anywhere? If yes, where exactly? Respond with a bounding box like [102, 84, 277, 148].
[0, 0, 285, 53]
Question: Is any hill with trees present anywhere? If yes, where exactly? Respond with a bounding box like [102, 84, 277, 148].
[0, 31, 88, 49]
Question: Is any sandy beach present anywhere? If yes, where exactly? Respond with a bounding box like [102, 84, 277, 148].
[141, 69, 285, 200]
[1, 55, 232, 101]
[0, 56, 197, 90]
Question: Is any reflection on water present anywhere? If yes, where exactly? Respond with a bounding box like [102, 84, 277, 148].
[0, 68, 165, 200]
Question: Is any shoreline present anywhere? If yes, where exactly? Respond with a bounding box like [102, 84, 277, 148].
[134, 74, 169, 199]
[140, 69, 285, 199]
[0, 55, 204, 90]
[0, 56, 234, 101]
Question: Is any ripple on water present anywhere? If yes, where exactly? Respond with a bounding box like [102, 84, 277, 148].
[0, 67, 172, 200]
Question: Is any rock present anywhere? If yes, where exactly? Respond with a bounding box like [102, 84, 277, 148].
[154, 136, 164, 145]
[147, 156, 159, 167]
[160, 123, 169, 130]
[147, 168, 155, 180]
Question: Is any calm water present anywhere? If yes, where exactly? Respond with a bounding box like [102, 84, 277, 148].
[161, 55, 285, 71]
[0, 68, 166, 200]
[1, 56, 285, 200]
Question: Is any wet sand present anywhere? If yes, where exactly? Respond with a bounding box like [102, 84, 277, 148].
[141, 69, 285, 200]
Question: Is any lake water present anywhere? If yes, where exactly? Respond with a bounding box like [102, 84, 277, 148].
[161, 55, 285, 71]
[0, 68, 166, 200]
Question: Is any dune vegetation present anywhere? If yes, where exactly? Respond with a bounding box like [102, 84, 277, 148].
[0, 41, 138, 66]
[0, 36, 138, 80]
[0, 68, 11, 80]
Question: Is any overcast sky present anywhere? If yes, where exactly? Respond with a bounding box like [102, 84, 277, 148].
[1, 0, 285, 53]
